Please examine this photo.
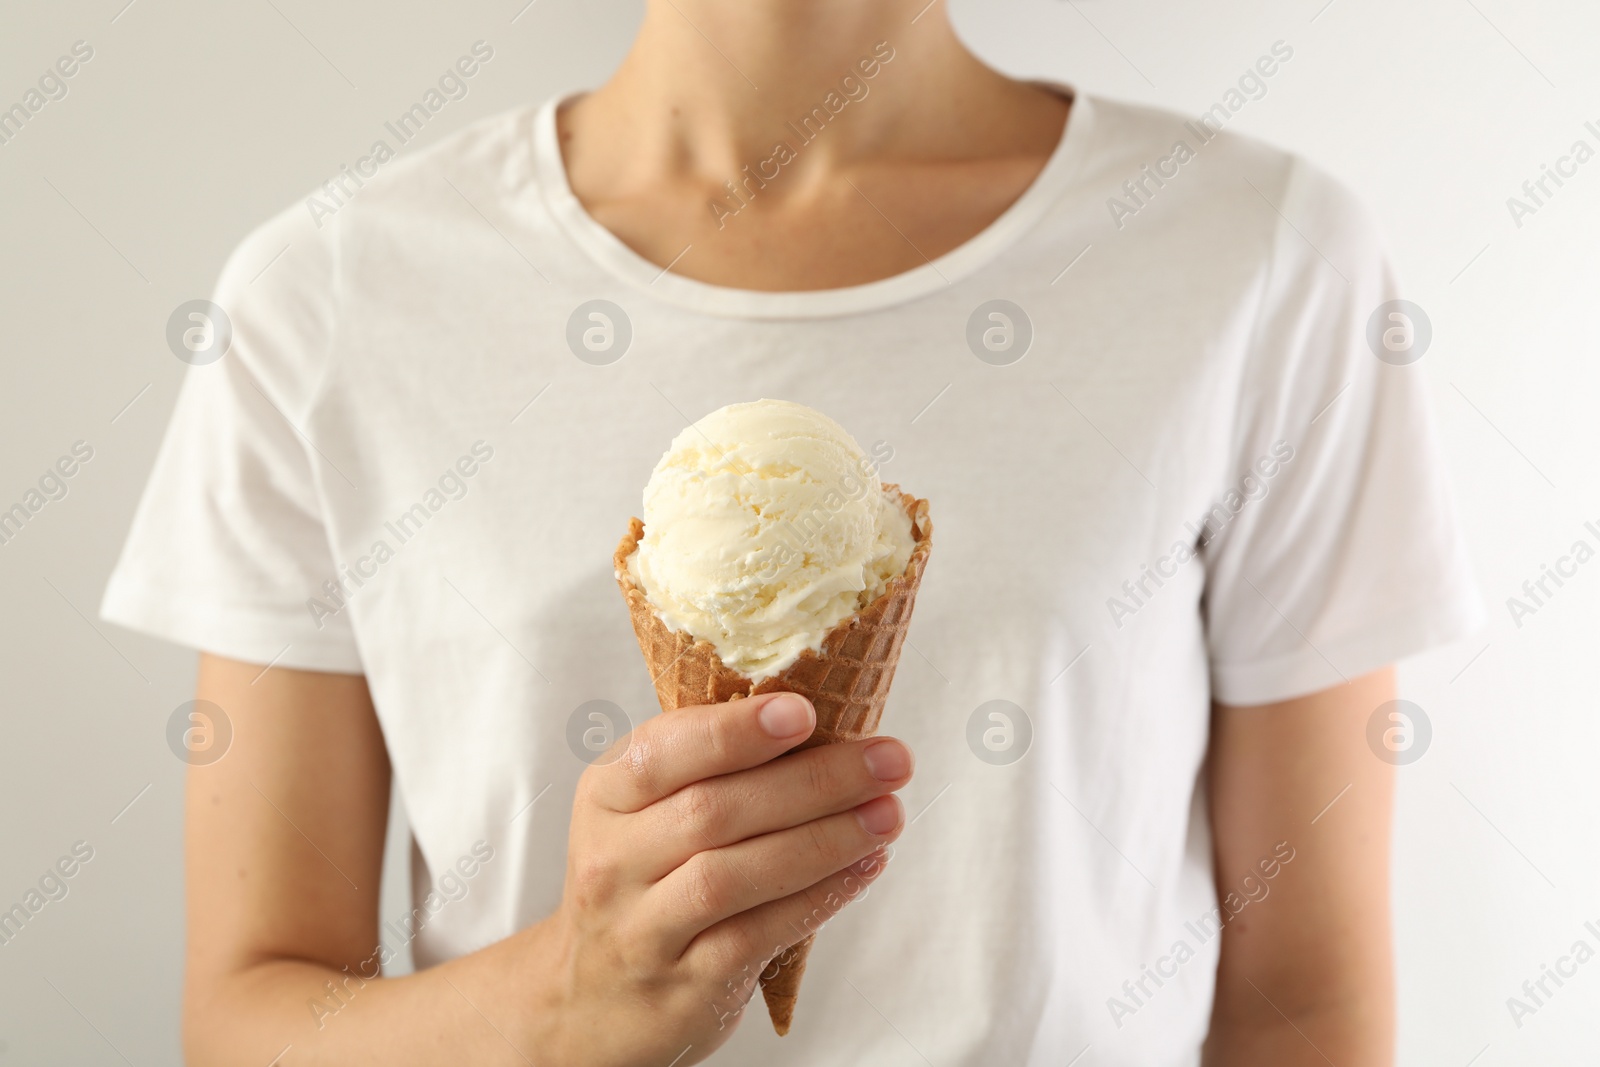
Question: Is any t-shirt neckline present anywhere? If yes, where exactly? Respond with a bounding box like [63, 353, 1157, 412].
[530, 80, 1095, 320]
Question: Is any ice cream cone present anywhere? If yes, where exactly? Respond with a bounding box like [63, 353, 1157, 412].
[613, 485, 932, 1035]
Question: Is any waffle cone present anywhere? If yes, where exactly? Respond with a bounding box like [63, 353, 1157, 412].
[613, 486, 932, 1035]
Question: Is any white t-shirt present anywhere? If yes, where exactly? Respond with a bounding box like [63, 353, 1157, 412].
[103, 83, 1483, 1066]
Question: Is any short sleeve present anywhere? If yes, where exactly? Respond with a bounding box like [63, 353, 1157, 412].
[1201, 157, 1485, 706]
[100, 203, 364, 673]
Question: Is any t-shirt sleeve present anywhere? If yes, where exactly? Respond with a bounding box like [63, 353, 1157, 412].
[100, 203, 364, 673]
[1201, 156, 1485, 706]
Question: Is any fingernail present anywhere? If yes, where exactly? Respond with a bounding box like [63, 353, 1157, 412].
[862, 739, 911, 782]
[758, 693, 814, 739]
[854, 795, 901, 836]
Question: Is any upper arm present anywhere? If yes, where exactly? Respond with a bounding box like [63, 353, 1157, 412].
[184, 654, 391, 1018]
[1206, 667, 1396, 1014]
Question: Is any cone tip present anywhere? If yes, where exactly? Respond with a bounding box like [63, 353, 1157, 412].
[763, 991, 797, 1036]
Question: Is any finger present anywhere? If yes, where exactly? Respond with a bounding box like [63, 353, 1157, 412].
[681, 847, 894, 992]
[586, 692, 815, 814]
[646, 794, 904, 956]
[630, 737, 914, 873]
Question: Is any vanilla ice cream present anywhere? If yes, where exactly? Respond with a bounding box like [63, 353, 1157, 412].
[626, 399, 915, 681]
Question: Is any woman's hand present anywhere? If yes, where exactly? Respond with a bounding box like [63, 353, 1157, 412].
[181, 658, 909, 1066]
[535, 691, 913, 1063]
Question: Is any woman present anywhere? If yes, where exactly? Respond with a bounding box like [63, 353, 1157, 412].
[105, 2, 1481, 1064]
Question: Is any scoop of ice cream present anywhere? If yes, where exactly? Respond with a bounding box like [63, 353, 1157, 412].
[626, 399, 915, 682]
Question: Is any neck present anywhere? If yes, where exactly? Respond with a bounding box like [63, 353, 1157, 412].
[570, 0, 1000, 182]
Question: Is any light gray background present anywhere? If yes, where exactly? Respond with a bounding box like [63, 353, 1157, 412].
[2, 0, 1596, 1063]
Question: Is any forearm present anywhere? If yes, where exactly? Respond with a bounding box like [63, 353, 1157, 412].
[185, 920, 560, 1066]
[1202, 977, 1394, 1066]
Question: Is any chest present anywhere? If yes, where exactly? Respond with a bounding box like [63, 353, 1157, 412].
[304, 190, 1268, 700]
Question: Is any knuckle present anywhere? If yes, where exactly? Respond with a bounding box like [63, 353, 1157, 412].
[689, 926, 768, 1003]
[680, 852, 732, 919]
[789, 885, 838, 940]
[801, 749, 838, 801]
[708, 919, 762, 974]
[672, 783, 730, 841]
[614, 736, 659, 802]
[573, 767, 599, 806]
[569, 849, 619, 909]
[697, 705, 737, 766]
[802, 817, 843, 864]
[576, 761, 613, 806]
